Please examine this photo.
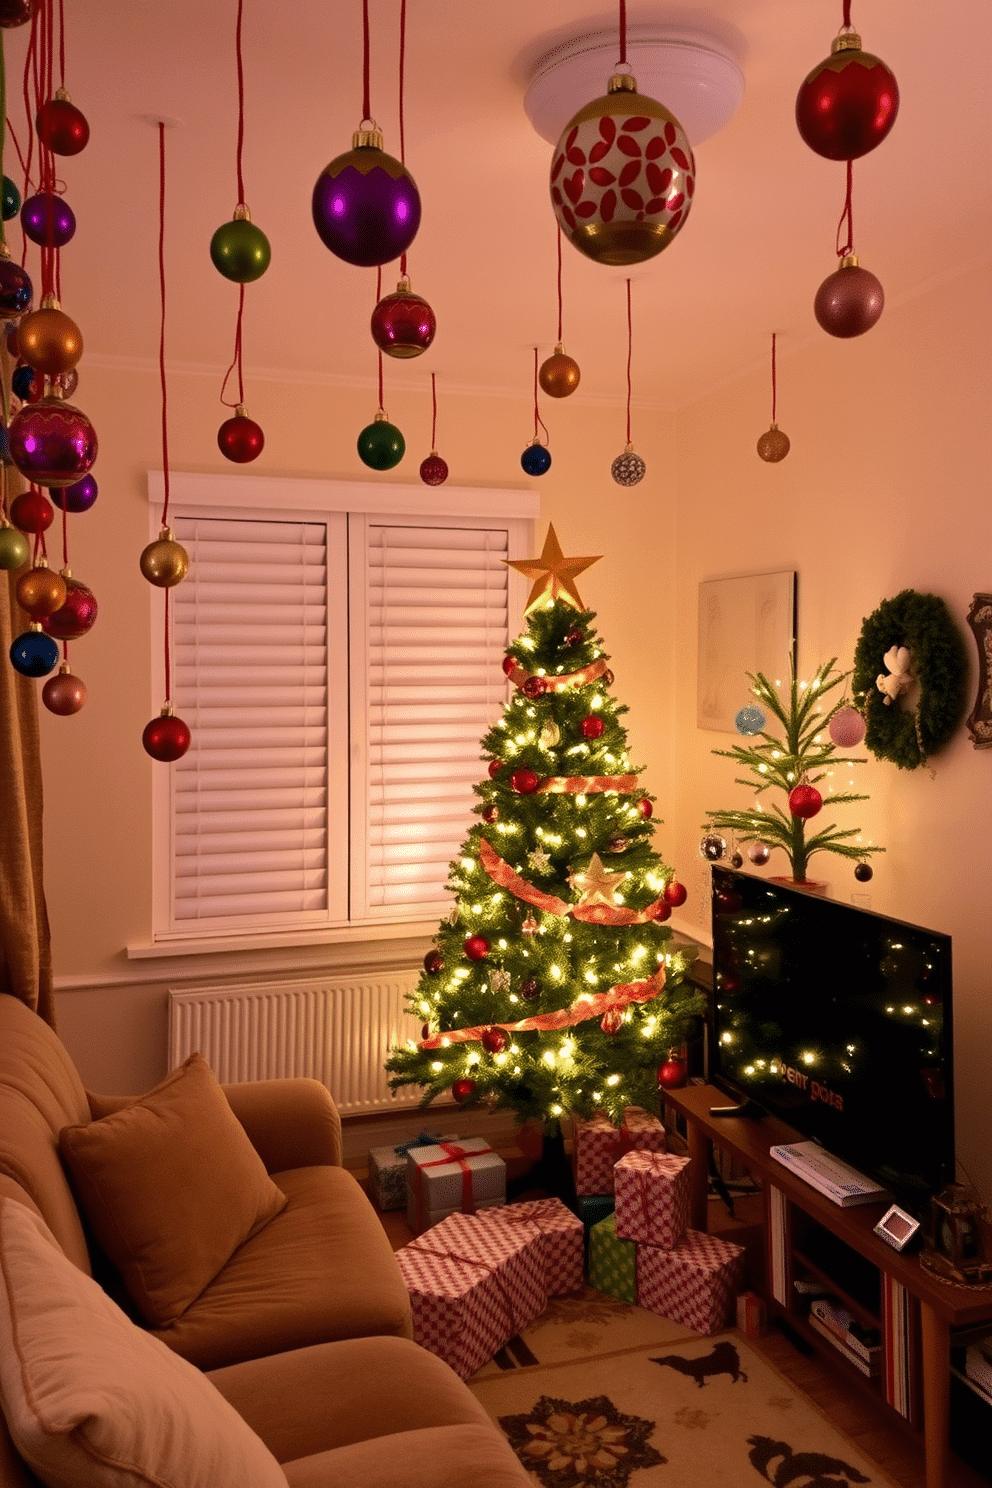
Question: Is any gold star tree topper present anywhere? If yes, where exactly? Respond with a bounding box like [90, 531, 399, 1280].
[505, 524, 601, 614]
[568, 853, 627, 910]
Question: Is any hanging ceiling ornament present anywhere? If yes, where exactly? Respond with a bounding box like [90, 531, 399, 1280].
[419, 371, 448, 486]
[814, 161, 883, 338]
[611, 278, 645, 487]
[539, 228, 580, 398]
[520, 347, 551, 476]
[372, 273, 435, 358]
[796, 1, 899, 162]
[546, 0, 698, 266]
[312, 0, 420, 268]
[141, 123, 190, 764]
[36, 86, 89, 156]
[359, 284, 405, 470]
[756, 332, 790, 462]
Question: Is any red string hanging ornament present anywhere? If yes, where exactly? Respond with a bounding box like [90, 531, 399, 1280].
[550, 0, 695, 266]
[814, 160, 884, 338]
[0, 29, 32, 316]
[38, 492, 92, 714]
[312, 0, 420, 268]
[358, 269, 406, 470]
[539, 228, 580, 398]
[610, 278, 645, 486]
[796, 0, 899, 162]
[419, 372, 448, 485]
[140, 123, 190, 763]
[520, 347, 551, 476]
[756, 333, 790, 462]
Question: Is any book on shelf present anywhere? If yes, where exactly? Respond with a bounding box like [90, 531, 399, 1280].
[809, 1296, 882, 1364]
[808, 1313, 882, 1377]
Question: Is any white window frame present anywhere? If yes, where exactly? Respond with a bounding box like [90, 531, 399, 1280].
[145, 470, 537, 952]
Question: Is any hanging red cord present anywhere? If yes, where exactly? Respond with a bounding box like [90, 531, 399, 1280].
[219, 284, 246, 408]
[618, 0, 627, 65]
[234, 0, 246, 204]
[56, 0, 64, 89]
[770, 332, 778, 423]
[398, 0, 408, 278]
[624, 278, 633, 445]
[842, 0, 852, 28]
[361, 0, 371, 120]
[430, 370, 438, 449]
[836, 159, 854, 258]
[556, 227, 563, 343]
[532, 347, 549, 444]
[157, 122, 170, 528]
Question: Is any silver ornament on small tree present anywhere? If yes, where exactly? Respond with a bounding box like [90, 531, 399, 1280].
[699, 833, 727, 862]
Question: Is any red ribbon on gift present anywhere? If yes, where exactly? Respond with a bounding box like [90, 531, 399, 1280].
[412, 1142, 495, 1231]
[409, 1238, 519, 1338]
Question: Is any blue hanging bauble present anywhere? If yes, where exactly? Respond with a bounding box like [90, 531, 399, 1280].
[11, 363, 37, 401]
[2, 175, 21, 220]
[735, 704, 766, 735]
[520, 441, 551, 477]
[10, 627, 59, 677]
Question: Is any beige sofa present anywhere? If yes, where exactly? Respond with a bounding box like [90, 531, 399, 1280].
[0, 994, 531, 1488]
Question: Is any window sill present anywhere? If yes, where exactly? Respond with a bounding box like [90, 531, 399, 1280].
[127, 918, 438, 962]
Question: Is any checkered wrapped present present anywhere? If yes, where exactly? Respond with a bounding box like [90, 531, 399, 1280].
[395, 1211, 547, 1379]
[614, 1150, 690, 1249]
[571, 1106, 666, 1195]
[476, 1197, 584, 1296]
[636, 1228, 745, 1335]
[367, 1131, 455, 1211]
[406, 1137, 506, 1234]
[587, 1212, 637, 1304]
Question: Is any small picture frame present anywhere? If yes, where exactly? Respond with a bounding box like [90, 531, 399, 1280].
[874, 1203, 921, 1252]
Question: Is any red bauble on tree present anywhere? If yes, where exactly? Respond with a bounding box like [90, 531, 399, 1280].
[652, 901, 672, 922]
[638, 797, 653, 819]
[519, 976, 540, 1003]
[218, 407, 264, 463]
[789, 784, 823, 819]
[481, 1027, 507, 1055]
[663, 879, 687, 907]
[423, 948, 443, 975]
[487, 759, 502, 779]
[464, 934, 490, 961]
[796, 31, 899, 162]
[511, 767, 540, 795]
[657, 1055, 686, 1089]
[451, 1077, 476, 1104]
[600, 1007, 623, 1035]
[482, 803, 499, 824]
[522, 675, 547, 699]
[581, 714, 604, 739]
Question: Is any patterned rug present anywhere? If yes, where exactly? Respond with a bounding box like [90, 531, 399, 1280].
[468, 1288, 899, 1488]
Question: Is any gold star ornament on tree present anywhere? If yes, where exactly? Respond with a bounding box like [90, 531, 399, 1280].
[568, 852, 627, 909]
[505, 524, 601, 614]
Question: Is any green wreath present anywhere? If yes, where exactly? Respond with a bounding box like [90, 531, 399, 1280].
[851, 589, 968, 770]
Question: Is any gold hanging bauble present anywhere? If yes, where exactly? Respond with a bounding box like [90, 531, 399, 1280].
[756, 424, 791, 462]
[539, 343, 581, 398]
[17, 294, 83, 376]
[140, 527, 190, 588]
[16, 559, 67, 617]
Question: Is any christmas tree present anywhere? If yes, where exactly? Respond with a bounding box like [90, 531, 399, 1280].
[702, 657, 884, 883]
[386, 526, 702, 1137]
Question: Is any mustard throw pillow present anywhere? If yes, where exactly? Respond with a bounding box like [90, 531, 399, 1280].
[58, 1053, 287, 1327]
[0, 1196, 286, 1488]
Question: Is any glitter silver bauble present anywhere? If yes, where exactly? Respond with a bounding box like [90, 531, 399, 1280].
[699, 833, 727, 862]
[611, 443, 646, 487]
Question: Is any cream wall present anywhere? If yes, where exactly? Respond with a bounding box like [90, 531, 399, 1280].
[43, 362, 680, 1092]
[667, 257, 992, 1202]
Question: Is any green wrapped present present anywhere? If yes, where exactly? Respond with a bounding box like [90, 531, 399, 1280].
[588, 1212, 636, 1304]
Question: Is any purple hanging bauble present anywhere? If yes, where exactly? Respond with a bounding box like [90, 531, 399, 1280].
[312, 123, 421, 268]
[20, 191, 76, 248]
[0, 251, 32, 315]
[8, 395, 97, 487]
[49, 471, 97, 513]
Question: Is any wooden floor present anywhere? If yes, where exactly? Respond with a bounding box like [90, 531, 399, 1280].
[358, 1155, 989, 1488]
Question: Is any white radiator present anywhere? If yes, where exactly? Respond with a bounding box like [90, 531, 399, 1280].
[168, 973, 423, 1115]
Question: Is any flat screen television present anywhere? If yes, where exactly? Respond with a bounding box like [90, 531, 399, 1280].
[709, 866, 955, 1217]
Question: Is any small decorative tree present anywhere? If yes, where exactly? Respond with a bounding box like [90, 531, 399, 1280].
[703, 657, 883, 884]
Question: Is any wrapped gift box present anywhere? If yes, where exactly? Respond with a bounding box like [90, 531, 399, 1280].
[736, 1289, 767, 1338]
[636, 1228, 745, 1335]
[571, 1106, 666, 1196]
[395, 1211, 547, 1379]
[367, 1131, 455, 1212]
[614, 1150, 690, 1249]
[407, 1137, 506, 1234]
[477, 1197, 584, 1296]
[587, 1212, 637, 1304]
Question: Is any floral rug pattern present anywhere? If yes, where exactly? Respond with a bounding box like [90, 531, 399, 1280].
[499, 1393, 665, 1488]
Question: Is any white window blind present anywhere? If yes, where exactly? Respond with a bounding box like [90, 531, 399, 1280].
[170, 515, 338, 929]
[350, 519, 514, 920]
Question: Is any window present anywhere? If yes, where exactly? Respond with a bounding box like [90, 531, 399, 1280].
[148, 472, 535, 946]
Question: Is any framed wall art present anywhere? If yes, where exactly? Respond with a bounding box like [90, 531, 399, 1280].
[697, 570, 797, 732]
[965, 592, 992, 749]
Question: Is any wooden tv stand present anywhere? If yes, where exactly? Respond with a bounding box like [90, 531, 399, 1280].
[664, 1083, 992, 1488]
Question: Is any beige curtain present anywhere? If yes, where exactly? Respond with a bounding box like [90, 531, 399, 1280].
[0, 496, 54, 1024]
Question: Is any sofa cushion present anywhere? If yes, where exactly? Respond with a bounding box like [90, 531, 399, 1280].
[281, 1424, 531, 1488]
[149, 1165, 414, 1369]
[0, 1196, 287, 1488]
[58, 1053, 287, 1327]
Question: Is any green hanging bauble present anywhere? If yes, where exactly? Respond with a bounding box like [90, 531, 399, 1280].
[357, 410, 405, 471]
[209, 205, 271, 283]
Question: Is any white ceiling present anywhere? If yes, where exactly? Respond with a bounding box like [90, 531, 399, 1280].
[4, 0, 990, 413]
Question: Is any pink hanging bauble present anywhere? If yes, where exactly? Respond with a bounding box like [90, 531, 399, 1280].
[39, 574, 97, 640]
[550, 71, 695, 267]
[796, 31, 899, 161]
[829, 706, 866, 748]
[42, 663, 86, 714]
[8, 396, 97, 487]
[814, 253, 884, 338]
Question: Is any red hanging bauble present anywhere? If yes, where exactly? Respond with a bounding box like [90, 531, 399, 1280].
[501, 655, 517, 677]
[795, 30, 899, 161]
[419, 452, 448, 486]
[482, 803, 499, 824]
[563, 627, 584, 647]
[142, 709, 191, 762]
[814, 254, 884, 338]
[39, 574, 97, 639]
[487, 759, 502, 779]
[423, 948, 444, 975]
[42, 663, 86, 715]
[522, 676, 547, 699]
[218, 406, 265, 463]
[581, 714, 604, 739]
[464, 934, 490, 961]
[663, 879, 688, 907]
[370, 275, 436, 359]
[36, 90, 90, 156]
[600, 1007, 624, 1035]
[788, 784, 823, 819]
[656, 1057, 686, 1090]
[481, 1027, 507, 1055]
[519, 976, 540, 1003]
[653, 901, 672, 922]
[9, 489, 54, 533]
[451, 1077, 476, 1104]
[510, 767, 540, 795]
[550, 72, 695, 266]
[638, 797, 653, 819]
